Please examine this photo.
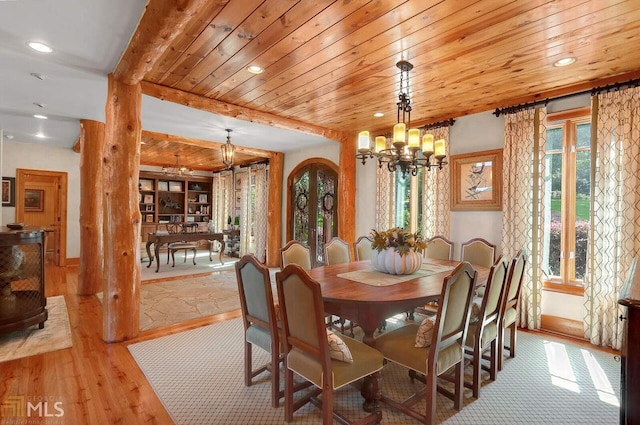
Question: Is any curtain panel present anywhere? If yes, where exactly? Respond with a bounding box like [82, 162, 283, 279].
[253, 164, 268, 262]
[421, 126, 451, 239]
[584, 87, 640, 349]
[501, 108, 546, 330]
[238, 170, 251, 256]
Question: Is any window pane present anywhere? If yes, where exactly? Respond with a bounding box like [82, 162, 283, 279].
[574, 149, 591, 281]
[547, 127, 563, 151]
[544, 151, 563, 277]
[394, 172, 410, 229]
[576, 122, 591, 149]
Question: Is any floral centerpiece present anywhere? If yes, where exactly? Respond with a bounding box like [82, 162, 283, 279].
[370, 227, 426, 275]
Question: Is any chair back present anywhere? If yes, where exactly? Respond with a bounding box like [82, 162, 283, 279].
[280, 240, 312, 270]
[425, 236, 454, 261]
[324, 237, 351, 265]
[503, 250, 527, 312]
[429, 262, 476, 374]
[276, 264, 331, 368]
[353, 236, 373, 261]
[461, 238, 496, 268]
[478, 256, 509, 325]
[235, 254, 278, 335]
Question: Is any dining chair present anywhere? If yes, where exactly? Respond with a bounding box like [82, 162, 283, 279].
[498, 249, 527, 371]
[353, 236, 373, 261]
[324, 237, 351, 265]
[463, 255, 509, 398]
[280, 240, 312, 270]
[424, 235, 455, 261]
[374, 262, 477, 425]
[167, 222, 198, 267]
[235, 254, 282, 408]
[276, 264, 384, 424]
[460, 238, 496, 268]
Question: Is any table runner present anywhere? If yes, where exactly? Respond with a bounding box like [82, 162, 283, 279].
[336, 262, 455, 287]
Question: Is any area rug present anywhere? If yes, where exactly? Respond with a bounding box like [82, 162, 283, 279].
[98, 272, 241, 331]
[140, 251, 239, 282]
[0, 295, 72, 363]
[128, 317, 620, 424]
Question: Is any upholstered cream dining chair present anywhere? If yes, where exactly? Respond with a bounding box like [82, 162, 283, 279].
[324, 237, 350, 265]
[353, 236, 373, 261]
[424, 235, 455, 261]
[276, 264, 384, 424]
[374, 262, 477, 425]
[280, 240, 312, 270]
[460, 238, 496, 268]
[498, 249, 527, 371]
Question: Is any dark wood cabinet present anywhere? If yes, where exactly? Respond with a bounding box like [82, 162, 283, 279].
[0, 227, 47, 336]
[618, 257, 640, 425]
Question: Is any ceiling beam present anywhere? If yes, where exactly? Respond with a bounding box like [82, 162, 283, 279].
[142, 130, 275, 158]
[113, 0, 210, 85]
[141, 81, 346, 142]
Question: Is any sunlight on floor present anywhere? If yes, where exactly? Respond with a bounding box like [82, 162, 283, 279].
[581, 349, 620, 407]
[544, 340, 581, 393]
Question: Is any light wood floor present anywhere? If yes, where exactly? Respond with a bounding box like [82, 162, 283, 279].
[0, 265, 240, 425]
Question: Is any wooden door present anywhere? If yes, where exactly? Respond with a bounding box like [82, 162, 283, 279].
[15, 169, 68, 266]
[287, 160, 338, 267]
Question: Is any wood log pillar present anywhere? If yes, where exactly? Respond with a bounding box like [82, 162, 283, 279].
[102, 74, 142, 342]
[266, 152, 284, 268]
[338, 133, 356, 255]
[78, 119, 105, 295]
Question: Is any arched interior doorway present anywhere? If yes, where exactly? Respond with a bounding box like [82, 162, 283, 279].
[287, 159, 338, 267]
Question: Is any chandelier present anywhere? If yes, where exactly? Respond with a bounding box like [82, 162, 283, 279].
[162, 154, 193, 176]
[221, 129, 235, 169]
[355, 60, 449, 176]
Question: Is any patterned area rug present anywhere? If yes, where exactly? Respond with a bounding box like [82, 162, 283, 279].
[140, 251, 238, 282]
[128, 317, 620, 424]
[97, 272, 241, 331]
[0, 295, 72, 363]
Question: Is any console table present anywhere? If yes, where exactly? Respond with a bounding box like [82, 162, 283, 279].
[145, 232, 225, 273]
[0, 227, 47, 336]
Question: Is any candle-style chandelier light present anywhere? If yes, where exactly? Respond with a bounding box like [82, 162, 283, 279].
[162, 154, 193, 176]
[221, 128, 235, 169]
[356, 60, 450, 176]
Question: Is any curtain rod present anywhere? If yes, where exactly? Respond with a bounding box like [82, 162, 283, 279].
[422, 118, 456, 130]
[493, 77, 640, 117]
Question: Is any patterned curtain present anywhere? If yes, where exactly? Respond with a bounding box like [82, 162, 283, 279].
[211, 171, 232, 232]
[375, 138, 395, 231]
[238, 170, 251, 256]
[223, 170, 234, 228]
[253, 164, 268, 262]
[584, 87, 640, 349]
[501, 108, 546, 330]
[421, 126, 450, 238]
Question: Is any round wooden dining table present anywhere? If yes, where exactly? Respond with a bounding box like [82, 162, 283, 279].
[307, 258, 489, 346]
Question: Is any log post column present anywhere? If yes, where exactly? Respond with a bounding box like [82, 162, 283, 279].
[338, 132, 356, 255]
[78, 119, 105, 295]
[266, 152, 283, 268]
[102, 74, 142, 342]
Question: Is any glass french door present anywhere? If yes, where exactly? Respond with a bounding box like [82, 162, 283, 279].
[290, 163, 338, 267]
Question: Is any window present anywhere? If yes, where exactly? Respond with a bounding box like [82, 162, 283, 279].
[393, 169, 423, 232]
[542, 108, 591, 288]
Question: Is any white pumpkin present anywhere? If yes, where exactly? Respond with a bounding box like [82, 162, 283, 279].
[371, 247, 422, 275]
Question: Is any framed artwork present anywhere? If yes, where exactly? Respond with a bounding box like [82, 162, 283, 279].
[145, 204, 153, 211]
[158, 181, 169, 191]
[145, 214, 154, 222]
[143, 194, 153, 204]
[139, 179, 153, 191]
[2, 177, 15, 207]
[198, 194, 208, 203]
[450, 149, 503, 211]
[169, 181, 182, 192]
[24, 189, 44, 212]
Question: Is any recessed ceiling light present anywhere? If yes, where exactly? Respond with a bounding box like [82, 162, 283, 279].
[27, 41, 53, 53]
[33, 114, 48, 119]
[373, 112, 384, 117]
[554, 57, 576, 67]
[35, 133, 46, 138]
[247, 65, 264, 74]
[33, 102, 47, 108]
[30, 72, 48, 80]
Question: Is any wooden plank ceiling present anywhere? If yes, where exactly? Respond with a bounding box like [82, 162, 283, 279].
[141, 0, 640, 170]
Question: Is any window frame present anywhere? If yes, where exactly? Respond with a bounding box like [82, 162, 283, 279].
[543, 106, 591, 293]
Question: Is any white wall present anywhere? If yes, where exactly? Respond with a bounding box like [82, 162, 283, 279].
[281, 141, 341, 245]
[1, 140, 81, 258]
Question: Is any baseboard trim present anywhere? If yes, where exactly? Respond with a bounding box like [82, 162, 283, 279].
[66, 257, 80, 266]
[540, 314, 584, 339]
